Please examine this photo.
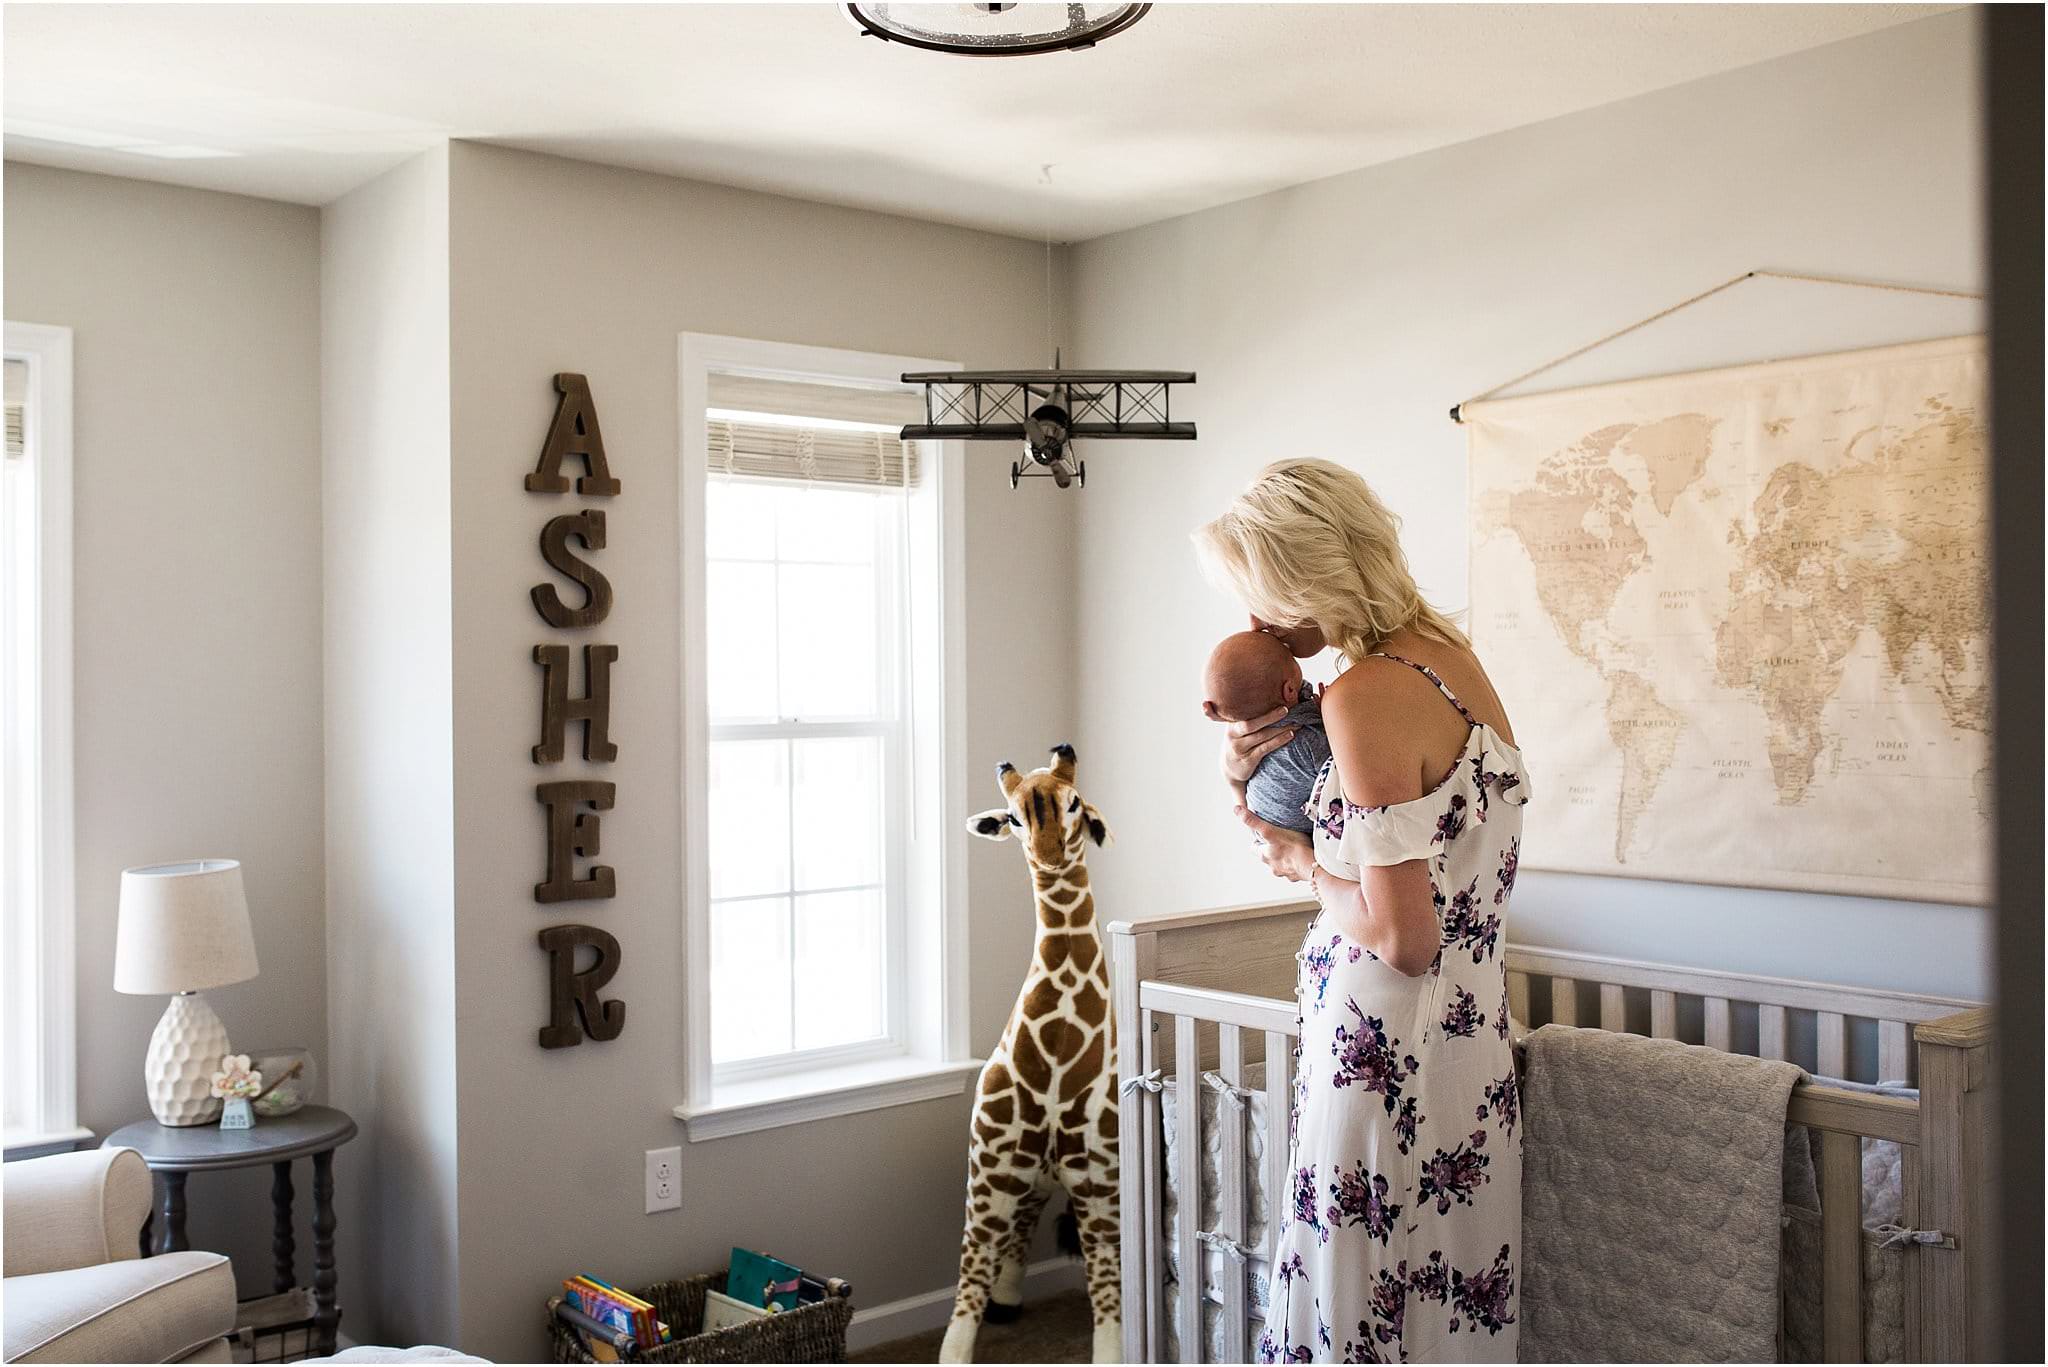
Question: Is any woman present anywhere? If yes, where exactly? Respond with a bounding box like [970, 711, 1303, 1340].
[1195, 458, 1529, 1364]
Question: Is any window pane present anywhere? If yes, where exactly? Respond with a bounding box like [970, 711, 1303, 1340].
[710, 896, 792, 1063]
[792, 888, 886, 1051]
[777, 564, 877, 719]
[708, 740, 789, 900]
[704, 479, 778, 562]
[775, 486, 876, 565]
[791, 736, 882, 891]
[707, 561, 777, 722]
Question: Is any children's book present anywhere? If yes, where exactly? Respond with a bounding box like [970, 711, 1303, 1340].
[701, 1286, 771, 1334]
[725, 1247, 803, 1311]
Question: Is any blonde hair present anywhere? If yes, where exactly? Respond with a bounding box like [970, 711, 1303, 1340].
[1193, 458, 1465, 666]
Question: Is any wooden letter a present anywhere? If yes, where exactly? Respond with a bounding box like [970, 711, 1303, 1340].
[527, 373, 622, 496]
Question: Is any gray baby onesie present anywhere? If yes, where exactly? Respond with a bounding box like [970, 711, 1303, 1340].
[1245, 686, 1332, 834]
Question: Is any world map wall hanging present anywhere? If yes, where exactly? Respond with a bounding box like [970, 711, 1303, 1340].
[1465, 335, 1989, 903]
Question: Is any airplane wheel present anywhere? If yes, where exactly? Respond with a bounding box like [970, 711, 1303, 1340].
[1077, 461, 1086, 489]
[1010, 462, 1021, 490]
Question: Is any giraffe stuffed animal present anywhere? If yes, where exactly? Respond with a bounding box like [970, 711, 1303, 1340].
[944, 744, 1120, 1364]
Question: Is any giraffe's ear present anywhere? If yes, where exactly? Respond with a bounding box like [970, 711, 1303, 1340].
[1080, 801, 1112, 848]
[967, 808, 1017, 841]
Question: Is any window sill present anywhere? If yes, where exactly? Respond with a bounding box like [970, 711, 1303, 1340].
[673, 1056, 982, 1142]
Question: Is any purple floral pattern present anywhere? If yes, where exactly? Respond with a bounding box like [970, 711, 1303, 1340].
[1494, 837, 1519, 905]
[1265, 652, 1527, 1363]
[1327, 1162, 1403, 1245]
[1439, 987, 1486, 1038]
[1478, 1072, 1519, 1139]
[1416, 1130, 1494, 1215]
[1438, 876, 1502, 965]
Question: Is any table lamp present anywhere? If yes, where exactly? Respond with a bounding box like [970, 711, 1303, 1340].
[114, 860, 259, 1126]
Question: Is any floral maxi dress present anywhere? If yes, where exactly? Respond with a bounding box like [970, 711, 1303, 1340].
[1258, 654, 1531, 1365]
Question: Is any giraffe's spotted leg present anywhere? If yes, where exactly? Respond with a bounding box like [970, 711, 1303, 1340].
[988, 1183, 1051, 1322]
[941, 1144, 1026, 1363]
[1068, 1190, 1123, 1364]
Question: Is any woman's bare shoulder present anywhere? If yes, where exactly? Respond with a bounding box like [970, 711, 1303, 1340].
[1321, 658, 1442, 807]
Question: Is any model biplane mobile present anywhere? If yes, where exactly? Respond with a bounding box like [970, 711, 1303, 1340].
[898, 368, 1196, 488]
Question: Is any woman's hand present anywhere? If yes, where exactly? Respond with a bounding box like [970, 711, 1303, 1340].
[1206, 704, 1298, 790]
[1237, 806, 1317, 883]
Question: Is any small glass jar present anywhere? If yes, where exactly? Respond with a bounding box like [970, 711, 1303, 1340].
[248, 1047, 316, 1118]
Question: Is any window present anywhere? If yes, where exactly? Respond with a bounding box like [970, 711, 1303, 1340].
[704, 475, 903, 1067]
[676, 336, 971, 1140]
[3, 322, 79, 1156]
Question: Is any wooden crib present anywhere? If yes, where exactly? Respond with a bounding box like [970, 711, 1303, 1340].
[1107, 899, 1993, 1364]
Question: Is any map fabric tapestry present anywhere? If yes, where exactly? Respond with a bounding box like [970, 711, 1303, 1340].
[1466, 336, 1988, 903]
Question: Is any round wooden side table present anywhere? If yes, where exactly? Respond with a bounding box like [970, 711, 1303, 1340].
[104, 1104, 357, 1358]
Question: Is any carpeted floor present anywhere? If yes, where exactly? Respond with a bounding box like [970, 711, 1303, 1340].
[849, 1290, 1095, 1364]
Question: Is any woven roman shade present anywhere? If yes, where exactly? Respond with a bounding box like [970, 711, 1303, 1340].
[706, 419, 920, 489]
[4, 359, 24, 461]
[705, 371, 925, 489]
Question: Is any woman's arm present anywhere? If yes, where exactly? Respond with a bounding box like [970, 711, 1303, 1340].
[1311, 864, 1438, 978]
[1230, 810, 1437, 977]
[1315, 666, 1443, 977]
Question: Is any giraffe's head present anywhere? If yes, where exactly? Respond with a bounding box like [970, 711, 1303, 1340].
[966, 743, 1111, 871]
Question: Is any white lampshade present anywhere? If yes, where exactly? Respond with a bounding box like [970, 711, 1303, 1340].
[113, 859, 259, 995]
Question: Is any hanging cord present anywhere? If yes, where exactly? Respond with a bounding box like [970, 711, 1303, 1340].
[1041, 163, 1057, 368]
[1448, 269, 1985, 423]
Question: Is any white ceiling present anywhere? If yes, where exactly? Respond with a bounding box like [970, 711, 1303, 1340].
[3, 3, 1951, 240]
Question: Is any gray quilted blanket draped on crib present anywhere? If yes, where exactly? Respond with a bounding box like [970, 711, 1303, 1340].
[1519, 1024, 1803, 1363]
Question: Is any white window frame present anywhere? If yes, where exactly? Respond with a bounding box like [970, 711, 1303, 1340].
[3, 321, 81, 1157]
[675, 334, 974, 1141]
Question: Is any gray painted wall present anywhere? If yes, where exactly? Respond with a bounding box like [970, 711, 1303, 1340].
[1064, 11, 1990, 1002]
[320, 147, 462, 1349]
[3, 162, 329, 1294]
[438, 142, 1076, 1361]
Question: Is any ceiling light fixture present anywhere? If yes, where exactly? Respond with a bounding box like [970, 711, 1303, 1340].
[843, 2, 1151, 57]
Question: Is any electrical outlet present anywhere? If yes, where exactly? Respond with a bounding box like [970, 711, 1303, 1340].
[645, 1146, 681, 1213]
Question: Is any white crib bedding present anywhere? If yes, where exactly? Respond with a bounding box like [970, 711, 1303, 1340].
[1155, 1064, 1918, 1362]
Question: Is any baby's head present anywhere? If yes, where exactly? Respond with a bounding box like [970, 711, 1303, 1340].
[1204, 630, 1304, 723]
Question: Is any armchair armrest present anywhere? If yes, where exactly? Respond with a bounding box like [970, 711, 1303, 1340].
[3, 1147, 153, 1277]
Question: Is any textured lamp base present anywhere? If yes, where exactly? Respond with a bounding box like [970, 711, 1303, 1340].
[147, 992, 229, 1126]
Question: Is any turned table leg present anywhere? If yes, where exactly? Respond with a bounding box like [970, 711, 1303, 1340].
[139, 1208, 154, 1259]
[312, 1148, 340, 1355]
[271, 1160, 297, 1294]
[158, 1171, 189, 1254]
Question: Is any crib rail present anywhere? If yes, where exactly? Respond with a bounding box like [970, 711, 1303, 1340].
[1108, 906, 1991, 1364]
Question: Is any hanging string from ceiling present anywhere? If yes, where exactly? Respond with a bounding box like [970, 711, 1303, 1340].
[1448, 269, 1985, 424]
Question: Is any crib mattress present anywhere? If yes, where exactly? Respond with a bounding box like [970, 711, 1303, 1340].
[1155, 1065, 1916, 1363]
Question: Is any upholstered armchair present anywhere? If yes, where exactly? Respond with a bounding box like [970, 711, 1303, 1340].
[2, 1147, 235, 1363]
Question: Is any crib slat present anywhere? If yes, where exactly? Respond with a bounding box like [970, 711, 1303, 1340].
[1704, 996, 1732, 1052]
[1759, 1004, 1788, 1061]
[1115, 934, 1156, 1367]
[1217, 1025, 1248, 1365]
[1141, 1006, 1164, 1361]
[1550, 977, 1579, 1027]
[1818, 1012, 1847, 1078]
[1507, 971, 1530, 1031]
[1900, 1142, 1923, 1360]
[1263, 1030, 1290, 1269]
[1879, 1019, 1911, 1084]
[1650, 989, 1677, 1040]
[1175, 1014, 1202, 1363]
[1599, 983, 1627, 1033]
[1819, 1129, 1864, 1361]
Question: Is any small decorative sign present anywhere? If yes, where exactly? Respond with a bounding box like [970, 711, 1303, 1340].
[527, 373, 626, 1049]
[211, 1054, 262, 1129]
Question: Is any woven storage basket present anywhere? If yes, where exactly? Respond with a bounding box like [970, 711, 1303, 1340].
[549, 1272, 854, 1364]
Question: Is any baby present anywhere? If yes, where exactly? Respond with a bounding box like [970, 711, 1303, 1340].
[1203, 629, 1331, 834]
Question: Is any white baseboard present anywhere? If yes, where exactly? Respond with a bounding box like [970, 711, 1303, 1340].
[844, 1255, 1086, 1353]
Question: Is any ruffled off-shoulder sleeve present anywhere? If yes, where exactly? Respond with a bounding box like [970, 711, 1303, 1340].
[1330, 799, 1441, 868]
